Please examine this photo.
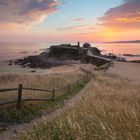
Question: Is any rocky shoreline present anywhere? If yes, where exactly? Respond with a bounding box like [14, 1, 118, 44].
[9, 43, 103, 68]
[13, 55, 78, 69]
[9, 43, 81, 68]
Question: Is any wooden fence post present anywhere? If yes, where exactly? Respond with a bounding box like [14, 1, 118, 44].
[52, 89, 55, 102]
[16, 84, 23, 110]
[67, 84, 70, 94]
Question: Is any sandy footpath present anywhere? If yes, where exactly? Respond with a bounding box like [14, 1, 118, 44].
[108, 61, 140, 84]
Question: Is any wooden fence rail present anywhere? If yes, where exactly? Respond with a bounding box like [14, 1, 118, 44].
[23, 87, 52, 92]
[0, 77, 88, 110]
[0, 88, 18, 92]
[0, 68, 92, 110]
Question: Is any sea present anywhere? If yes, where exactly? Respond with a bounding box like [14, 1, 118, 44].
[0, 42, 140, 66]
[0, 42, 48, 66]
[94, 43, 140, 61]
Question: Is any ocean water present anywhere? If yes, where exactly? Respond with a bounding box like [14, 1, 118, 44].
[0, 42, 140, 66]
[0, 42, 50, 66]
[92, 43, 140, 61]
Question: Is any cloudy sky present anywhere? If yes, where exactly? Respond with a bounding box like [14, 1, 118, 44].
[0, 0, 140, 42]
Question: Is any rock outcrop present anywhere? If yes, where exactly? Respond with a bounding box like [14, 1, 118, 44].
[14, 42, 110, 68]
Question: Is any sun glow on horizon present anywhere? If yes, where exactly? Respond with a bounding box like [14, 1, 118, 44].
[0, 0, 139, 42]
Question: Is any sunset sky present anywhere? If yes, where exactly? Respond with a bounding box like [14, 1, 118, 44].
[0, 0, 140, 43]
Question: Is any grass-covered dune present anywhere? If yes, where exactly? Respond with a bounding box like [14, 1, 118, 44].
[21, 72, 140, 140]
[0, 68, 91, 131]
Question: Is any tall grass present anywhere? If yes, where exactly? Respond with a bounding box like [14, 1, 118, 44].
[21, 72, 140, 140]
[0, 70, 86, 102]
[0, 68, 91, 127]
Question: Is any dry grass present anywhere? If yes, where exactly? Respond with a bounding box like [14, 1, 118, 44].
[21, 72, 140, 140]
[0, 67, 91, 128]
[0, 70, 86, 103]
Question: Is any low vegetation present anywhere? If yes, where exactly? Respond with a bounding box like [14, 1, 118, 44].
[0, 69, 91, 132]
[21, 72, 140, 140]
[94, 62, 113, 72]
[130, 60, 140, 63]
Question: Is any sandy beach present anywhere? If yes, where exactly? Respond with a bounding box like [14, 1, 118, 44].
[108, 61, 140, 84]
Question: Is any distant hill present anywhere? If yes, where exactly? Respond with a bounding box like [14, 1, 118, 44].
[105, 40, 140, 43]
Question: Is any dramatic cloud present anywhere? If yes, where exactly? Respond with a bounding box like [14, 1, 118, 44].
[0, 0, 60, 25]
[99, 0, 140, 30]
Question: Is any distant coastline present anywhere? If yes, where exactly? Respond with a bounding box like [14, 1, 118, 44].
[104, 40, 140, 44]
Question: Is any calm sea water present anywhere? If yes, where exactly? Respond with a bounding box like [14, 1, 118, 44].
[93, 43, 140, 61]
[0, 42, 140, 66]
[0, 42, 50, 65]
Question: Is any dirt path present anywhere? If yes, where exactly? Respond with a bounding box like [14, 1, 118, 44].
[108, 61, 140, 84]
[0, 79, 93, 140]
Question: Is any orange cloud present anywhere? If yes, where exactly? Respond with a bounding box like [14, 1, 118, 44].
[99, 0, 140, 30]
[115, 17, 140, 22]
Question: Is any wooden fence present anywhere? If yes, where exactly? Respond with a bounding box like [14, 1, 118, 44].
[0, 74, 90, 110]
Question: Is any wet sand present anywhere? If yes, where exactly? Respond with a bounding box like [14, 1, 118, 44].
[108, 61, 140, 84]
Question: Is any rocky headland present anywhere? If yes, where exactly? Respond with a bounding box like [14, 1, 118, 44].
[11, 42, 111, 69]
